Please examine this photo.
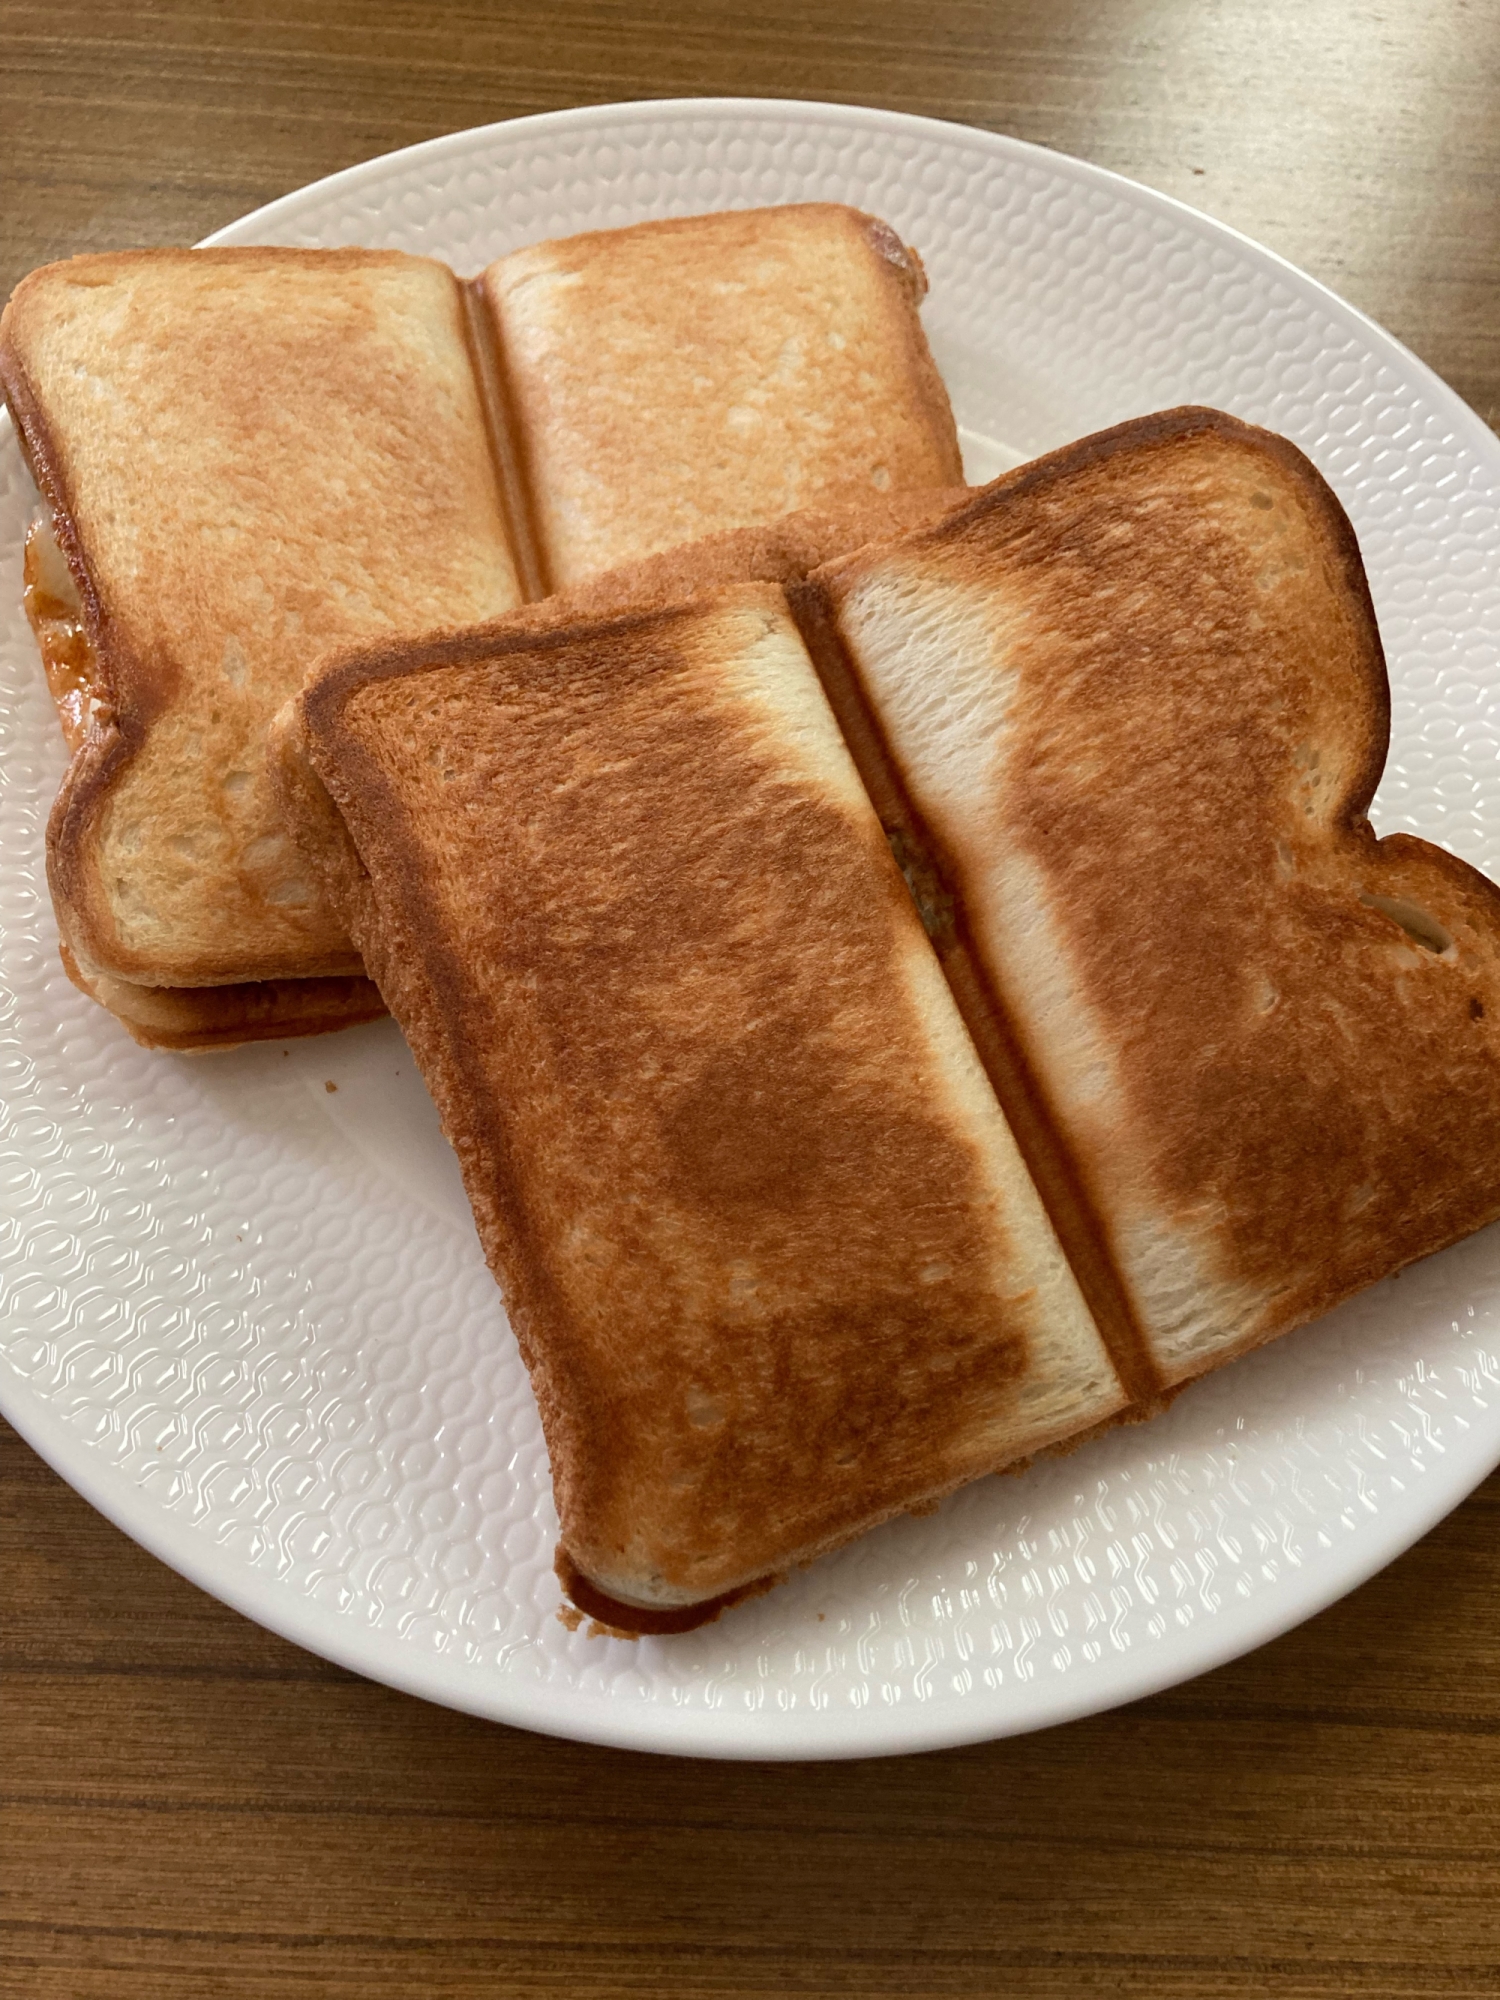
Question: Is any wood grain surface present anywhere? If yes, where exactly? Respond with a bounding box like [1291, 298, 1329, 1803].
[4, 2, 1500, 1994]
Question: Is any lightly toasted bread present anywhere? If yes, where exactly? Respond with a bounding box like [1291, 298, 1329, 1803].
[19, 510, 387, 1047]
[818, 406, 1500, 1392]
[3, 208, 962, 1048]
[272, 582, 1127, 1625]
[0, 248, 525, 1032]
[479, 203, 963, 592]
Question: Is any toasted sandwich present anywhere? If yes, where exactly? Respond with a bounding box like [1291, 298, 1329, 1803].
[816, 406, 1500, 1390]
[273, 583, 1123, 1628]
[3, 206, 961, 1048]
[1, 248, 526, 1044]
[276, 405, 1500, 1629]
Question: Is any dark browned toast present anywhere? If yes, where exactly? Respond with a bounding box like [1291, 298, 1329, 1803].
[274, 586, 1121, 1621]
[276, 406, 1500, 1629]
[818, 406, 1500, 1391]
[268, 406, 1500, 1629]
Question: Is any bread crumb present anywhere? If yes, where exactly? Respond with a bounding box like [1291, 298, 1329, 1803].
[588, 1618, 640, 1641]
[324, 1080, 337, 1093]
[557, 1603, 640, 1640]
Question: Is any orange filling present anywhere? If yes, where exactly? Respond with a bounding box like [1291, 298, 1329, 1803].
[23, 516, 104, 753]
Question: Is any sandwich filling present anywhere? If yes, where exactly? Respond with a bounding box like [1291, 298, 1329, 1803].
[23, 513, 104, 753]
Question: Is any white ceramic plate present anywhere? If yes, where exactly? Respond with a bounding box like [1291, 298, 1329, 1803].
[5, 100, 1500, 1761]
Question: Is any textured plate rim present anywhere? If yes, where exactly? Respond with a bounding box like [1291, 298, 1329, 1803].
[4, 96, 1499, 1761]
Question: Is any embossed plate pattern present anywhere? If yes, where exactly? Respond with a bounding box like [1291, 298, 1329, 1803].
[4, 101, 1500, 1759]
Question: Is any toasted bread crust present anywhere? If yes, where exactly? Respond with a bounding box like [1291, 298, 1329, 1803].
[58, 944, 386, 1052]
[273, 407, 1500, 1627]
[552, 1547, 780, 1636]
[4, 217, 959, 1041]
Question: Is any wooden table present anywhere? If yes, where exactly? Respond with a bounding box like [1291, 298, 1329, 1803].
[4, 4, 1499, 1993]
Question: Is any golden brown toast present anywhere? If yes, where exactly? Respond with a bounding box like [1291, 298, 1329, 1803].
[819, 407, 1500, 1390]
[0, 249, 525, 1014]
[479, 204, 963, 591]
[273, 587, 1124, 1625]
[269, 406, 1500, 1628]
[4, 212, 961, 1048]
[22, 510, 391, 1050]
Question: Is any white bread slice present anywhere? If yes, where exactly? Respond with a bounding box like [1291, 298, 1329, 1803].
[819, 408, 1500, 1388]
[275, 585, 1125, 1626]
[479, 204, 962, 592]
